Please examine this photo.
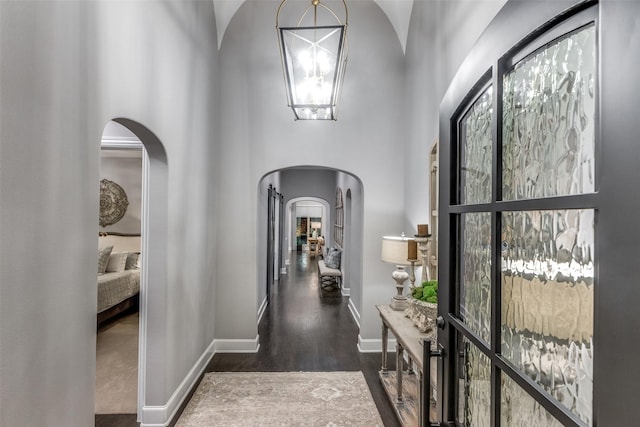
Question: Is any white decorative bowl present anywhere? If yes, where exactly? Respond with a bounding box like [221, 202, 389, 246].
[404, 297, 437, 333]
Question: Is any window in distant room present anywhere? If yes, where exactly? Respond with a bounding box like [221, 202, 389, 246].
[335, 188, 344, 247]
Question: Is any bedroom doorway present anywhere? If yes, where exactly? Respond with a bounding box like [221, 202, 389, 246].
[96, 121, 144, 418]
[95, 119, 169, 424]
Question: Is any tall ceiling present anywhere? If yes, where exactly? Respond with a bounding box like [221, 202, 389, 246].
[212, 0, 414, 52]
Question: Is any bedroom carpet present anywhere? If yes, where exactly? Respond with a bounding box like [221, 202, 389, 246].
[95, 312, 138, 414]
[175, 371, 383, 426]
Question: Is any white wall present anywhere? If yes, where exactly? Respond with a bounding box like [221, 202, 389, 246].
[0, 1, 220, 425]
[0, 3, 98, 424]
[403, 0, 507, 268]
[295, 203, 323, 220]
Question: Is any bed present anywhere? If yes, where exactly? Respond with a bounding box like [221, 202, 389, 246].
[97, 234, 141, 328]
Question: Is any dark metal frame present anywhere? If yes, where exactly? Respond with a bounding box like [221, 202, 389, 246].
[436, 0, 640, 425]
[424, 339, 444, 427]
[267, 185, 284, 304]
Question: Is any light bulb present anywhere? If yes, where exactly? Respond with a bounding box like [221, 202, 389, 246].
[297, 50, 313, 75]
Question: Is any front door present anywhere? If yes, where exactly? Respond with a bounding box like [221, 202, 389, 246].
[438, 1, 640, 425]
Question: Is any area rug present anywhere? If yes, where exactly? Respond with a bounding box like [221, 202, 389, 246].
[175, 371, 383, 426]
[95, 313, 138, 414]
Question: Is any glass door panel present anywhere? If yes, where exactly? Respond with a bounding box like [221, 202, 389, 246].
[501, 209, 594, 425]
[502, 25, 596, 200]
[501, 374, 564, 427]
[457, 336, 491, 427]
[459, 212, 492, 344]
[441, 3, 601, 426]
[459, 86, 494, 205]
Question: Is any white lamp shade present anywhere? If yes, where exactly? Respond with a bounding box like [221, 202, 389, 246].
[381, 236, 412, 266]
[311, 221, 322, 229]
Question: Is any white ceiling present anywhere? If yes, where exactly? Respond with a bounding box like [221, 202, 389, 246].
[212, 0, 414, 53]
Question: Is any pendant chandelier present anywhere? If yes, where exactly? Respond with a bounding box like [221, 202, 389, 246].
[276, 0, 348, 120]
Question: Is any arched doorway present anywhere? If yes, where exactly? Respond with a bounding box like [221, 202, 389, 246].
[95, 119, 168, 422]
[257, 166, 365, 327]
[95, 122, 144, 418]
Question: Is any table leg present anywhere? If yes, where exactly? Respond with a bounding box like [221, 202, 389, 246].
[381, 321, 389, 374]
[396, 343, 404, 406]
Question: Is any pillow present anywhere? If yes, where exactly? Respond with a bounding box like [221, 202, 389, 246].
[98, 246, 113, 274]
[325, 248, 342, 269]
[325, 246, 338, 258]
[106, 251, 128, 273]
[125, 252, 140, 270]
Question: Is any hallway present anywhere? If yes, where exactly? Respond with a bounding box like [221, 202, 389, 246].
[97, 251, 400, 427]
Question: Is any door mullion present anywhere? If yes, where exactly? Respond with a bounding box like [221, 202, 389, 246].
[491, 56, 503, 427]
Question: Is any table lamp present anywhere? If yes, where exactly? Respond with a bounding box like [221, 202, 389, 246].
[381, 234, 413, 310]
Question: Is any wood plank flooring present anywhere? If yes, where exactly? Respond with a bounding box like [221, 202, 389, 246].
[96, 251, 400, 427]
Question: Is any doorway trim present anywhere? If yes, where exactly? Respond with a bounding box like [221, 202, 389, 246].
[106, 118, 169, 424]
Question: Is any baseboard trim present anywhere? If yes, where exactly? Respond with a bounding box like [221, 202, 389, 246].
[341, 286, 350, 297]
[357, 334, 397, 353]
[257, 297, 268, 325]
[140, 338, 216, 427]
[213, 335, 260, 353]
[348, 298, 360, 328]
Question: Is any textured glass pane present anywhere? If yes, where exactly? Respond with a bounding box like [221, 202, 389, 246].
[460, 213, 491, 342]
[501, 374, 564, 427]
[503, 25, 596, 200]
[460, 87, 493, 204]
[457, 337, 490, 427]
[501, 209, 594, 426]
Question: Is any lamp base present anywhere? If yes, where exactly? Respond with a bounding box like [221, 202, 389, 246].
[390, 265, 409, 311]
[391, 295, 408, 311]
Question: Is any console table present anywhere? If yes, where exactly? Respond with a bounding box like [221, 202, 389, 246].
[376, 304, 439, 427]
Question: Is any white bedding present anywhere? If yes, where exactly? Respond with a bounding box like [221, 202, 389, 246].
[97, 269, 140, 313]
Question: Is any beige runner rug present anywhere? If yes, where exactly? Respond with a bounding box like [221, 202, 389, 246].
[175, 371, 383, 426]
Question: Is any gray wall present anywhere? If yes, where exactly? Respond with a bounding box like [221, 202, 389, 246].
[403, 0, 507, 279]
[337, 172, 364, 313]
[0, 1, 219, 425]
[216, 0, 407, 344]
[280, 169, 337, 260]
[0, 0, 510, 425]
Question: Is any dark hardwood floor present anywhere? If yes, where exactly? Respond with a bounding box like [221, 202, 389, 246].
[97, 251, 400, 427]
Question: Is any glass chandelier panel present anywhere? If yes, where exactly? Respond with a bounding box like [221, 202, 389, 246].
[277, 0, 348, 120]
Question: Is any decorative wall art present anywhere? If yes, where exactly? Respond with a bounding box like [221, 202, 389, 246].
[99, 179, 129, 227]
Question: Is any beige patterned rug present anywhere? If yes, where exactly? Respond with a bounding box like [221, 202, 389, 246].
[175, 371, 383, 426]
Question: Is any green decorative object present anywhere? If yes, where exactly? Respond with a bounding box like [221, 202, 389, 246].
[405, 280, 438, 332]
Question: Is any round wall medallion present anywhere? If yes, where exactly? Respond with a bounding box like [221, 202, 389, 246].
[99, 179, 129, 227]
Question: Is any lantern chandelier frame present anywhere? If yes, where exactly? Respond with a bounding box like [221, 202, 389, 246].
[276, 0, 349, 120]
